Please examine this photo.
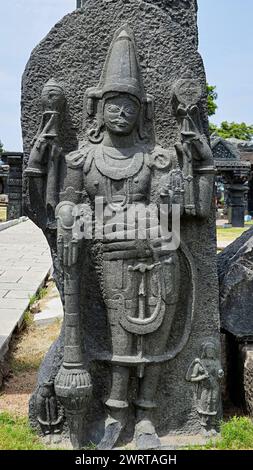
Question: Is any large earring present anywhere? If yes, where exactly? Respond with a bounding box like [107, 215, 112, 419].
[87, 99, 105, 143]
[88, 125, 104, 144]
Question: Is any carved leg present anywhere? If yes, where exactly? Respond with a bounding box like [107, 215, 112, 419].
[98, 366, 129, 450]
[100, 257, 136, 449]
[134, 364, 161, 450]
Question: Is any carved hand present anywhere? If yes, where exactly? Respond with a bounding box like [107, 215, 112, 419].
[57, 234, 79, 267]
[186, 133, 213, 164]
[35, 113, 57, 145]
[178, 106, 213, 164]
[56, 202, 79, 267]
[27, 114, 59, 174]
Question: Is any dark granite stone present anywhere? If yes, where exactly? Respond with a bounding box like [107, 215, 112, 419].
[22, 0, 221, 448]
[218, 228, 253, 415]
[218, 227, 253, 339]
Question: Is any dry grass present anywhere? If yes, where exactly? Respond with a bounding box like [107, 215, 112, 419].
[9, 320, 61, 373]
[0, 320, 61, 417]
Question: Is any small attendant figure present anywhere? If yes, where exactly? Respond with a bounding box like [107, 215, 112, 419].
[186, 341, 224, 435]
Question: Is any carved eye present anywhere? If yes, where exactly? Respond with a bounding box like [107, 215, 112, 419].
[48, 91, 59, 101]
[107, 104, 120, 113]
[124, 106, 136, 115]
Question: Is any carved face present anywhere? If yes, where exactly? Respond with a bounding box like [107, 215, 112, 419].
[204, 344, 216, 359]
[41, 87, 64, 112]
[103, 94, 140, 136]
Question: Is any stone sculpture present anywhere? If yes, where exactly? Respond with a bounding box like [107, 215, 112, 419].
[186, 342, 224, 435]
[25, 79, 65, 229]
[218, 227, 253, 417]
[22, 0, 221, 451]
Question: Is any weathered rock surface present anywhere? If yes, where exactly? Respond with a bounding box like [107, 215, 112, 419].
[22, 0, 220, 443]
[244, 346, 253, 416]
[21, 0, 204, 166]
[218, 227, 253, 339]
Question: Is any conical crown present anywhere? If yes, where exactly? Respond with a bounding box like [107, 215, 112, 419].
[87, 25, 145, 103]
[101, 27, 142, 100]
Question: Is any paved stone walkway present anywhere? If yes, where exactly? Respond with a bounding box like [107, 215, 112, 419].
[0, 220, 51, 359]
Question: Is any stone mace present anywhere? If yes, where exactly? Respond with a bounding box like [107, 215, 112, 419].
[54, 255, 92, 449]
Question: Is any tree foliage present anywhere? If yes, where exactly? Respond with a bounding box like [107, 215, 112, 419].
[207, 84, 253, 141]
[207, 84, 218, 117]
[0, 140, 3, 155]
[210, 121, 253, 141]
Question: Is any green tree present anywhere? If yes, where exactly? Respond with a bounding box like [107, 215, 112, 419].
[207, 84, 218, 117]
[209, 121, 253, 141]
[207, 84, 253, 141]
[0, 140, 4, 155]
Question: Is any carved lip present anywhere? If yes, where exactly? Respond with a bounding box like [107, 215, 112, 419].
[110, 120, 128, 127]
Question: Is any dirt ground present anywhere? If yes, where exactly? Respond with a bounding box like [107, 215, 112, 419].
[0, 320, 61, 417]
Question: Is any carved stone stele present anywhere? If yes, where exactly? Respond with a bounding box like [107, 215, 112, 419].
[22, 0, 221, 449]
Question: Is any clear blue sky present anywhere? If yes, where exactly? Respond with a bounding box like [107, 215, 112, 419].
[0, 0, 252, 151]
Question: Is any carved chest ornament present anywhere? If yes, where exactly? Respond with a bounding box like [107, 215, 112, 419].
[94, 144, 144, 180]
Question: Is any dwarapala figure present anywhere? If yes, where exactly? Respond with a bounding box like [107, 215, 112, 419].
[25, 25, 215, 450]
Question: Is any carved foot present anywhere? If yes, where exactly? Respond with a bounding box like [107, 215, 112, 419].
[135, 419, 161, 450]
[97, 416, 125, 450]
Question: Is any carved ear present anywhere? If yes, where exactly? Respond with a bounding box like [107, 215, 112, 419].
[85, 96, 99, 117]
[85, 87, 102, 117]
[144, 94, 154, 120]
[87, 97, 95, 116]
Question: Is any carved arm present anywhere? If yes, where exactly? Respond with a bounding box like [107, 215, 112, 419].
[172, 75, 215, 219]
[56, 150, 86, 267]
[24, 79, 66, 230]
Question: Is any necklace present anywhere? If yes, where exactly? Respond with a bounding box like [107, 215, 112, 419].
[94, 144, 144, 181]
[105, 177, 133, 212]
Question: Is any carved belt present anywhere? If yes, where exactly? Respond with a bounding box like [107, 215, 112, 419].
[118, 261, 166, 336]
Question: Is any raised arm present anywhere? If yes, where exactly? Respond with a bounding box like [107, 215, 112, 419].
[172, 74, 215, 219]
[24, 79, 66, 230]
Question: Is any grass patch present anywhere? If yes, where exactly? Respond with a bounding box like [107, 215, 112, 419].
[0, 412, 95, 450]
[1, 413, 253, 451]
[28, 287, 48, 308]
[217, 226, 248, 240]
[22, 310, 33, 329]
[9, 320, 61, 374]
[216, 222, 253, 247]
[18, 287, 49, 333]
[190, 417, 253, 450]
[0, 412, 46, 450]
